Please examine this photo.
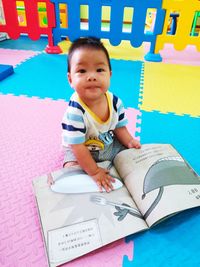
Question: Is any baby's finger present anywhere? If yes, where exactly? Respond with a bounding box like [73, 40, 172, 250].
[105, 169, 110, 175]
[136, 142, 141, 148]
[102, 180, 112, 192]
[105, 177, 114, 191]
[100, 178, 111, 192]
[109, 175, 115, 183]
[96, 181, 103, 192]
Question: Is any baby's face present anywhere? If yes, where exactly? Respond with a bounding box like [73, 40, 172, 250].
[68, 48, 111, 103]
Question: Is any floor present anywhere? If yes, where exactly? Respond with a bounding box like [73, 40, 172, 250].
[0, 36, 200, 267]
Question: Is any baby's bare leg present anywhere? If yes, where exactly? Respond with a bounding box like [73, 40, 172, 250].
[63, 161, 79, 168]
[47, 161, 79, 186]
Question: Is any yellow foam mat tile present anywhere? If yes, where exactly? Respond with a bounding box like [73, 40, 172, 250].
[58, 39, 145, 60]
[103, 39, 145, 60]
[58, 39, 71, 54]
[140, 62, 200, 117]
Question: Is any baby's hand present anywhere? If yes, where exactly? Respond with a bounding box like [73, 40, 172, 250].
[91, 167, 115, 193]
[128, 138, 141, 149]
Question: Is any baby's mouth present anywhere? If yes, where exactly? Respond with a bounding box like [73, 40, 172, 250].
[86, 86, 100, 90]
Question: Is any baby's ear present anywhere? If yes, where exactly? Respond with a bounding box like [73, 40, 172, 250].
[67, 72, 72, 84]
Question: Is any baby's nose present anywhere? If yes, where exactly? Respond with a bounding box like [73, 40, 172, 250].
[87, 73, 96, 81]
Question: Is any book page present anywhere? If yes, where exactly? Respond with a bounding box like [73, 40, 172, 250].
[113, 144, 200, 227]
[33, 162, 148, 267]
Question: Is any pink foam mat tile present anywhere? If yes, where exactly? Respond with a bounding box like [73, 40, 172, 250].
[0, 48, 40, 67]
[0, 94, 66, 266]
[144, 43, 200, 66]
[125, 108, 141, 139]
[160, 44, 200, 65]
[0, 94, 138, 266]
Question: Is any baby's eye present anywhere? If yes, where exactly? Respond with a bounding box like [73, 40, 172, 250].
[78, 69, 86, 73]
[97, 68, 105, 72]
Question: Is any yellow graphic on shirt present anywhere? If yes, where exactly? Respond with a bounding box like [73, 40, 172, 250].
[85, 139, 104, 151]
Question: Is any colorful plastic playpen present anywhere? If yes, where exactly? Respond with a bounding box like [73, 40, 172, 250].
[0, 0, 200, 60]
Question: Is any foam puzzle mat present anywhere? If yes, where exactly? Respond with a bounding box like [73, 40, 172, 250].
[140, 62, 200, 117]
[0, 36, 200, 267]
[59, 39, 145, 61]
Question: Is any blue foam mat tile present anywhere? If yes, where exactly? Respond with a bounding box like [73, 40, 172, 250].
[124, 208, 200, 267]
[139, 110, 200, 175]
[0, 35, 48, 51]
[0, 54, 142, 107]
[110, 60, 142, 108]
[0, 53, 73, 100]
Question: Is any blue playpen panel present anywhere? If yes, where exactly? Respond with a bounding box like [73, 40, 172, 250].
[50, 0, 165, 58]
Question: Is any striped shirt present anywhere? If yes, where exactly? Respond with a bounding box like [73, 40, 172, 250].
[62, 91, 128, 151]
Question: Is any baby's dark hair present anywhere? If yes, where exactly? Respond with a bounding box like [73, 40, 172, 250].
[67, 37, 111, 72]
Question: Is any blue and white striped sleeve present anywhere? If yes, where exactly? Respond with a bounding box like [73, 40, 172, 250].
[61, 100, 86, 146]
[113, 95, 128, 128]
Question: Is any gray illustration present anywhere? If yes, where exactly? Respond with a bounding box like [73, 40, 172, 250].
[142, 156, 200, 219]
[50, 162, 123, 194]
[90, 195, 143, 221]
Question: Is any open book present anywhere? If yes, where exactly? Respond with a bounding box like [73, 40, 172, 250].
[33, 144, 200, 267]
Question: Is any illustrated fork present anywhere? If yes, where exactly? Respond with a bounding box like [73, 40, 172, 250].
[90, 195, 142, 215]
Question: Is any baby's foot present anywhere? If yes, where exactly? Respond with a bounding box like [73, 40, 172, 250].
[47, 173, 54, 186]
